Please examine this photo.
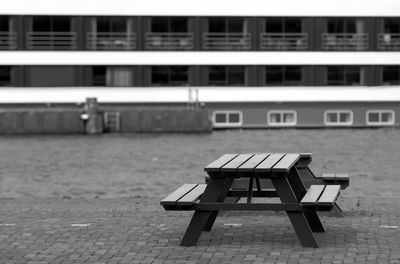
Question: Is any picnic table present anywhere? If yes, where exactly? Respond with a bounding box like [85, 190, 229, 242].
[216, 153, 349, 215]
[161, 153, 342, 248]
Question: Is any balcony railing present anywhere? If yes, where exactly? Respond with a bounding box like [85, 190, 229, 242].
[145, 32, 194, 50]
[378, 33, 400, 50]
[322, 33, 368, 51]
[0, 32, 17, 50]
[203, 33, 251, 50]
[260, 33, 308, 50]
[87, 32, 136, 50]
[26, 32, 77, 50]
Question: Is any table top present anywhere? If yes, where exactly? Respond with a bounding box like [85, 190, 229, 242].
[204, 153, 301, 174]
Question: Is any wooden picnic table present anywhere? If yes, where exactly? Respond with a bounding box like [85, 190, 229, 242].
[161, 153, 342, 248]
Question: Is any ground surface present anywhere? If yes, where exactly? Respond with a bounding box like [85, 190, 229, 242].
[0, 129, 400, 263]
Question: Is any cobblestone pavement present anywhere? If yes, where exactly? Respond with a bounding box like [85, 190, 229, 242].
[1, 195, 400, 264]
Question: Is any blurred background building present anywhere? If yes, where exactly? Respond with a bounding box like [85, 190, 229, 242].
[1, 0, 400, 130]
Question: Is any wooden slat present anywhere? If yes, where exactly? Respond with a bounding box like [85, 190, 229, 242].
[272, 153, 300, 172]
[204, 154, 238, 172]
[177, 184, 207, 205]
[238, 153, 270, 172]
[300, 185, 325, 205]
[221, 154, 254, 172]
[317, 185, 341, 205]
[335, 174, 349, 180]
[300, 153, 312, 159]
[160, 184, 197, 205]
[297, 153, 312, 167]
[254, 153, 285, 172]
[320, 173, 336, 180]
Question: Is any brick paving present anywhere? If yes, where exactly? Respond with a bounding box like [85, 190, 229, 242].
[1, 195, 400, 264]
[1, 130, 400, 263]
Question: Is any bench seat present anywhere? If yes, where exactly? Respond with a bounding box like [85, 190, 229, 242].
[161, 184, 206, 211]
[318, 173, 349, 181]
[301, 185, 341, 207]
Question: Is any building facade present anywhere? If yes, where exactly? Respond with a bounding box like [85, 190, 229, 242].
[1, 0, 400, 129]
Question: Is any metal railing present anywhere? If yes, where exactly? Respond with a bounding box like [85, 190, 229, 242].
[0, 32, 17, 50]
[378, 33, 400, 50]
[87, 32, 136, 50]
[26, 32, 77, 50]
[203, 33, 251, 50]
[145, 32, 194, 50]
[322, 33, 368, 51]
[260, 33, 308, 50]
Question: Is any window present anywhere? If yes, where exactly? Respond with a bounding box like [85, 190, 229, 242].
[151, 66, 189, 86]
[324, 110, 353, 126]
[267, 110, 297, 126]
[205, 18, 250, 50]
[327, 19, 357, 34]
[323, 19, 367, 51]
[97, 17, 127, 33]
[208, 66, 245, 86]
[0, 66, 12, 86]
[147, 17, 192, 50]
[209, 18, 246, 33]
[92, 66, 133, 86]
[382, 66, 400, 85]
[212, 111, 243, 127]
[327, 66, 362, 85]
[383, 19, 400, 34]
[88, 17, 135, 50]
[265, 18, 302, 33]
[265, 66, 302, 85]
[0, 16, 10, 31]
[32, 16, 71, 32]
[366, 110, 395, 126]
[151, 17, 188, 33]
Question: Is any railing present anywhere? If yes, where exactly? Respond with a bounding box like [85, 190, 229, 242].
[260, 33, 308, 50]
[378, 33, 400, 50]
[26, 32, 77, 50]
[0, 32, 17, 50]
[145, 32, 194, 50]
[322, 33, 368, 51]
[203, 33, 251, 50]
[87, 32, 136, 50]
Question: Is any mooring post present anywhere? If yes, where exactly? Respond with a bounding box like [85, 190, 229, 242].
[83, 97, 102, 134]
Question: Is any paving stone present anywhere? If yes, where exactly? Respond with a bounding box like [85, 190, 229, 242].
[0, 196, 399, 264]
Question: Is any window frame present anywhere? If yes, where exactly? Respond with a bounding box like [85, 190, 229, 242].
[212, 110, 243, 127]
[324, 110, 353, 126]
[264, 18, 303, 33]
[326, 66, 362, 86]
[150, 17, 188, 33]
[267, 110, 297, 126]
[208, 66, 246, 86]
[208, 17, 246, 33]
[381, 66, 400, 85]
[366, 110, 395, 126]
[150, 66, 189, 86]
[0, 66, 12, 86]
[32, 16, 71, 32]
[265, 66, 303, 86]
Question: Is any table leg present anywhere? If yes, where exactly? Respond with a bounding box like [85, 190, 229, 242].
[246, 176, 254, 203]
[331, 202, 344, 217]
[180, 177, 233, 246]
[271, 176, 319, 248]
[288, 168, 325, 233]
[203, 177, 234, 231]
